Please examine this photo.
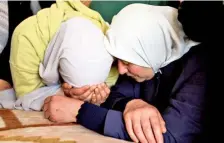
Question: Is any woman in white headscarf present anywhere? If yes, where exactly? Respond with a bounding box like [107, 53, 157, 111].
[55, 4, 207, 143]
[104, 4, 198, 80]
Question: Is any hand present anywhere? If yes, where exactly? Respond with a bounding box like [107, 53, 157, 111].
[62, 82, 73, 96]
[123, 99, 166, 143]
[91, 83, 110, 105]
[81, 0, 91, 7]
[62, 83, 96, 102]
[42, 95, 84, 123]
[0, 79, 12, 91]
[62, 83, 90, 97]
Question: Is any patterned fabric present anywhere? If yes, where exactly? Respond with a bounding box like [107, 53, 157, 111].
[0, 109, 131, 143]
[0, 1, 8, 54]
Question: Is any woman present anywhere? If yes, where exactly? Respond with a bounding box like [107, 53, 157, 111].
[1, 0, 175, 98]
[178, 1, 223, 142]
[9, 0, 118, 110]
[51, 3, 207, 143]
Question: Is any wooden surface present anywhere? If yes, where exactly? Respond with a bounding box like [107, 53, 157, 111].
[0, 109, 131, 143]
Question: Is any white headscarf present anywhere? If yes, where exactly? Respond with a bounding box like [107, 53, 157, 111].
[39, 17, 113, 87]
[104, 4, 199, 73]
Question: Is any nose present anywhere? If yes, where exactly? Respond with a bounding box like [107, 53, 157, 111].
[118, 60, 128, 75]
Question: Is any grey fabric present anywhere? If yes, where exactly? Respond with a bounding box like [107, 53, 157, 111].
[0, 89, 16, 109]
[0, 85, 60, 111]
[39, 17, 113, 88]
[14, 85, 60, 111]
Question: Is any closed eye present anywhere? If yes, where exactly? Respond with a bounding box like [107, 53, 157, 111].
[122, 60, 129, 65]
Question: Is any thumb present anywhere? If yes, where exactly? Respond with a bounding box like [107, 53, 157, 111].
[70, 85, 90, 95]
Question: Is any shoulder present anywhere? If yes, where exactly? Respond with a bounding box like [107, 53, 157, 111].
[181, 44, 208, 73]
[162, 44, 207, 77]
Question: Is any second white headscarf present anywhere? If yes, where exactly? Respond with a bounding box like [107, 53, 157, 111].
[105, 4, 199, 73]
[39, 17, 113, 87]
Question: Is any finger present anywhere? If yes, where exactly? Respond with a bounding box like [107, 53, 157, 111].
[72, 95, 80, 99]
[91, 93, 96, 104]
[64, 89, 71, 97]
[70, 85, 90, 95]
[62, 83, 72, 89]
[44, 111, 50, 119]
[84, 92, 92, 102]
[94, 87, 99, 96]
[79, 85, 96, 100]
[44, 96, 52, 104]
[132, 115, 148, 143]
[49, 116, 57, 123]
[150, 115, 164, 143]
[157, 112, 166, 133]
[141, 115, 156, 143]
[42, 104, 49, 112]
[99, 84, 107, 101]
[104, 83, 110, 95]
[62, 83, 72, 97]
[95, 87, 102, 103]
[124, 114, 139, 143]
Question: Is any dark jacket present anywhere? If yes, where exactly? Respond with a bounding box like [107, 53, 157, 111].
[178, 2, 223, 142]
[77, 44, 208, 143]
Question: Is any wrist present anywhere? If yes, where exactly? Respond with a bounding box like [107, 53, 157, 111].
[113, 97, 134, 111]
[74, 99, 85, 120]
[127, 98, 142, 104]
[126, 99, 144, 108]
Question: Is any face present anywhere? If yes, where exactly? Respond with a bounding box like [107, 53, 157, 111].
[117, 60, 155, 82]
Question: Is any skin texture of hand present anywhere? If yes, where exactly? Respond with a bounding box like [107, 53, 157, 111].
[63, 83, 96, 102]
[91, 83, 110, 104]
[62, 83, 110, 105]
[42, 95, 84, 123]
[81, 0, 91, 7]
[123, 99, 166, 143]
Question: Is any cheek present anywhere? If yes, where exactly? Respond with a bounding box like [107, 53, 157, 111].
[128, 66, 141, 75]
[128, 65, 154, 79]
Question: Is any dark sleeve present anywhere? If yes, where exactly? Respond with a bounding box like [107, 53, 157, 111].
[162, 52, 207, 143]
[77, 75, 140, 141]
[77, 102, 131, 141]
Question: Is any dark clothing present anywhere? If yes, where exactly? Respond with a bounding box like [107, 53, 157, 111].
[77, 45, 208, 143]
[178, 2, 223, 142]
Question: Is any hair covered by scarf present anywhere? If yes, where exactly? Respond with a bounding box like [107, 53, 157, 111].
[39, 17, 114, 87]
[105, 4, 199, 73]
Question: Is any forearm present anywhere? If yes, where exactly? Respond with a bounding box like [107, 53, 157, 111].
[77, 102, 108, 133]
[77, 102, 131, 141]
[101, 94, 134, 111]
